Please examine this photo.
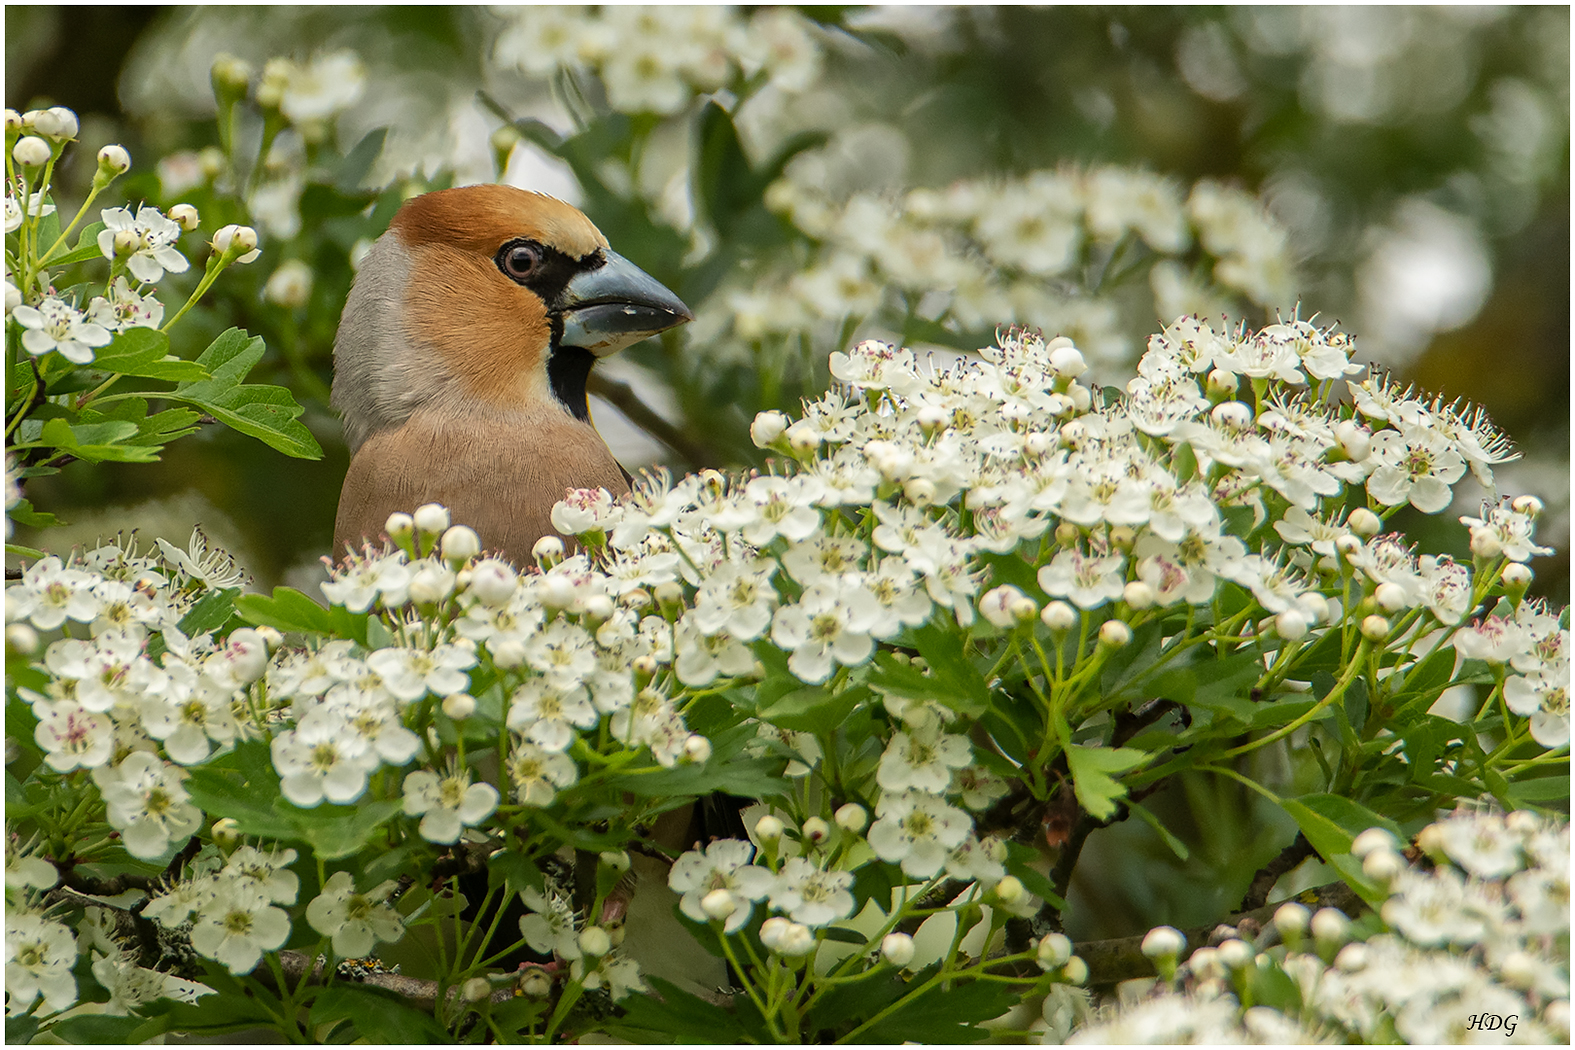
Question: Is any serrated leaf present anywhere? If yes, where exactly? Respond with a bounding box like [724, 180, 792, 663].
[177, 587, 241, 637]
[234, 586, 369, 646]
[1064, 743, 1146, 820]
[862, 971, 1022, 1043]
[38, 220, 107, 266]
[756, 683, 869, 734]
[31, 417, 160, 462]
[6, 498, 61, 528]
[1279, 794, 1403, 863]
[311, 984, 450, 1043]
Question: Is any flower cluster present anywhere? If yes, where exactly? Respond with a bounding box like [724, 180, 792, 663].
[1074, 809, 1570, 1044]
[492, 7, 822, 117]
[689, 171, 1295, 372]
[5, 837, 77, 1019]
[143, 846, 298, 975]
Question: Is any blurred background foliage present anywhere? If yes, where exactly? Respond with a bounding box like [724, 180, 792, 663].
[7, 4, 1569, 941]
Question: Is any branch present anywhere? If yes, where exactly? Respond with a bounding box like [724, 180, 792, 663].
[586, 371, 713, 468]
[1238, 832, 1315, 912]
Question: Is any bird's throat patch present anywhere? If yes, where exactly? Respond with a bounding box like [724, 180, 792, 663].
[548, 345, 595, 421]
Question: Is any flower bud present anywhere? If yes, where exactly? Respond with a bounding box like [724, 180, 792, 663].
[1054, 521, 1080, 546]
[578, 926, 611, 957]
[1334, 534, 1363, 560]
[1037, 932, 1072, 970]
[755, 815, 785, 842]
[834, 803, 867, 833]
[491, 639, 527, 668]
[5, 623, 39, 655]
[1008, 596, 1040, 623]
[902, 477, 936, 506]
[980, 584, 1028, 628]
[408, 563, 456, 604]
[212, 224, 260, 263]
[1040, 600, 1076, 632]
[631, 654, 659, 680]
[1066, 382, 1092, 413]
[111, 228, 142, 258]
[1333, 943, 1369, 973]
[1060, 956, 1088, 986]
[1501, 563, 1533, 592]
[915, 405, 948, 434]
[1047, 344, 1087, 379]
[519, 968, 551, 998]
[700, 889, 737, 922]
[1499, 950, 1538, 990]
[1350, 827, 1396, 859]
[441, 525, 481, 564]
[1511, 494, 1543, 519]
[538, 575, 577, 611]
[1141, 925, 1186, 964]
[994, 875, 1026, 906]
[784, 421, 821, 454]
[750, 410, 789, 447]
[468, 559, 517, 606]
[210, 53, 253, 96]
[759, 916, 791, 951]
[3, 109, 21, 132]
[1122, 581, 1155, 610]
[461, 975, 493, 1001]
[779, 922, 816, 957]
[168, 202, 200, 231]
[37, 107, 77, 140]
[384, 512, 415, 546]
[412, 503, 450, 536]
[1470, 529, 1503, 560]
[1274, 609, 1308, 641]
[683, 734, 712, 764]
[441, 693, 476, 720]
[1215, 939, 1251, 971]
[801, 817, 830, 845]
[881, 932, 915, 968]
[1346, 508, 1381, 536]
[530, 535, 565, 566]
[1188, 946, 1222, 980]
[1273, 902, 1310, 938]
[1374, 582, 1408, 613]
[1098, 620, 1132, 648]
[264, 259, 313, 308]
[96, 143, 131, 177]
[1310, 908, 1349, 952]
[1361, 848, 1403, 883]
[211, 816, 242, 851]
[654, 581, 685, 617]
[1360, 615, 1390, 642]
[1211, 400, 1252, 429]
[1205, 368, 1237, 398]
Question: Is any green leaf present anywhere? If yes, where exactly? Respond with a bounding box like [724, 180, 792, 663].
[1279, 794, 1403, 863]
[1126, 799, 1190, 861]
[234, 586, 369, 646]
[488, 850, 545, 899]
[88, 327, 207, 381]
[819, 925, 867, 945]
[178, 587, 241, 637]
[756, 683, 869, 734]
[45, 1013, 148, 1043]
[170, 329, 322, 459]
[6, 498, 61, 528]
[311, 984, 450, 1043]
[862, 971, 1023, 1043]
[6, 1016, 39, 1044]
[283, 798, 405, 861]
[1003, 841, 1067, 910]
[32, 417, 160, 462]
[40, 220, 107, 267]
[336, 127, 388, 193]
[611, 976, 759, 1043]
[609, 724, 787, 801]
[1506, 775, 1571, 805]
[1064, 743, 1146, 820]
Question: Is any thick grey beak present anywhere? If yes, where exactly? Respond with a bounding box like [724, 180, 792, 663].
[559, 250, 693, 358]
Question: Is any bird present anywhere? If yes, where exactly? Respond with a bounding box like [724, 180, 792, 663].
[330, 184, 693, 562]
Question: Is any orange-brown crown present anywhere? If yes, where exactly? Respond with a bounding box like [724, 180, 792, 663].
[390, 184, 608, 260]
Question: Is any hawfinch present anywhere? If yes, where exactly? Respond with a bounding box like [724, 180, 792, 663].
[331, 185, 692, 562]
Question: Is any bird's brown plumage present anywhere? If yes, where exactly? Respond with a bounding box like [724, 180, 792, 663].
[330, 185, 687, 564]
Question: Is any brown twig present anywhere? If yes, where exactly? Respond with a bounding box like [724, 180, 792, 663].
[586, 371, 713, 467]
[1239, 832, 1316, 913]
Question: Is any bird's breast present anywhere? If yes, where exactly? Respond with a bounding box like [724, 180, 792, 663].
[334, 409, 630, 565]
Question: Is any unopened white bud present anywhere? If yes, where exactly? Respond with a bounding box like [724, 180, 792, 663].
[1122, 581, 1155, 610]
[111, 228, 141, 258]
[994, 875, 1026, 906]
[903, 477, 936, 506]
[1098, 620, 1132, 648]
[441, 693, 476, 720]
[784, 421, 821, 453]
[915, 405, 949, 433]
[1350, 827, 1396, 859]
[2, 109, 20, 132]
[1274, 609, 1308, 641]
[1511, 495, 1544, 519]
[1008, 596, 1040, 623]
[1273, 902, 1310, 937]
[5, 623, 39, 655]
[491, 639, 526, 668]
[383, 512, 414, 545]
[583, 594, 616, 624]
[750, 411, 789, 447]
[1141, 926, 1185, 961]
[211, 816, 242, 851]
[1041, 600, 1076, 632]
[700, 888, 737, 921]
[37, 107, 78, 140]
[468, 559, 517, 606]
[683, 734, 712, 764]
[1341, 508, 1378, 537]
[1216, 939, 1252, 970]
[1310, 908, 1349, 947]
[538, 575, 577, 611]
[759, 916, 791, 951]
[1211, 400, 1253, 429]
[168, 202, 199, 231]
[1499, 950, 1538, 990]
[1206, 368, 1237, 397]
[881, 932, 916, 967]
[1501, 563, 1533, 590]
[631, 654, 659, 678]
[264, 259, 313, 308]
[1061, 956, 1088, 985]
[410, 504, 449, 536]
[461, 976, 491, 1002]
[755, 815, 785, 842]
[441, 525, 481, 563]
[980, 585, 1028, 628]
[1360, 615, 1390, 642]
[1373, 582, 1408, 612]
[1335, 534, 1364, 558]
[1048, 344, 1087, 379]
[1066, 382, 1092, 412]
[1297, 593, 1328, 625]
[96, 143, 130, 175]
[527, 536, 563, 566]
[1188, 946, 1222, 980]
[1470, 529, 1503, 559]
[578, 926, 611, 957]
[212, 224, 260, 262]
[1037, 932, 1072, 970]
[801, 817, 830, 844]
[1361, 848, 1403, 883]
[408, 563, 456, 604]
[834, 803, 867, 833]
[519, 969, 551, 998]
[780, 922, 816, 957]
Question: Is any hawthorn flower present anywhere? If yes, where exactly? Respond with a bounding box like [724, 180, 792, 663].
[768, 858, 855, 928]
[738, 475, 824, 546]
[523, 619, 598, 689]
[401, 767, 499, 844]
[1504, 666, 1569, 748]
[668, 839, 774, 933]
[306, 871, 405, 958]
[506, 678, 598, 752]
[4, 191, 54, 232]
[98, 205, 190, 283]
[1459, 503, 1553, 563]
[692, 559, 778, 641]
[771, 580, 881, 684]
[877, 724, 974, 794]
[868, 790, 972, 878]
[10, 297, 113, 364]
[31, 699, 114, 771]
[506, 739, 579, 806]
[92, 752, 202, 860]
[1365, 425, 1466, 513]
[270, 712, 380, 807]
[189, 885, 291, 975]
[223, 847, 300, 906]
[86, 277, 164, 331]
[1037, 549, 1126, 610]
[6, 556, 101, 629]
[673, 613, 758, 687]
[5, 912, 77, 1016]
[157, 527, 249, 590]
[365, 643, 476, 703]
[518, 884, 582, 960]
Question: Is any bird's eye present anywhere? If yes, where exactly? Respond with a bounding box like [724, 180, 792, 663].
[499, 241, 540, 282]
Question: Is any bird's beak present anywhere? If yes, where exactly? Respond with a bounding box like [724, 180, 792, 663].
[559, 250, 693, 358]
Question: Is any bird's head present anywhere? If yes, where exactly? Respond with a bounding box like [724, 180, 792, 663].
[332, 184, 692, 453]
